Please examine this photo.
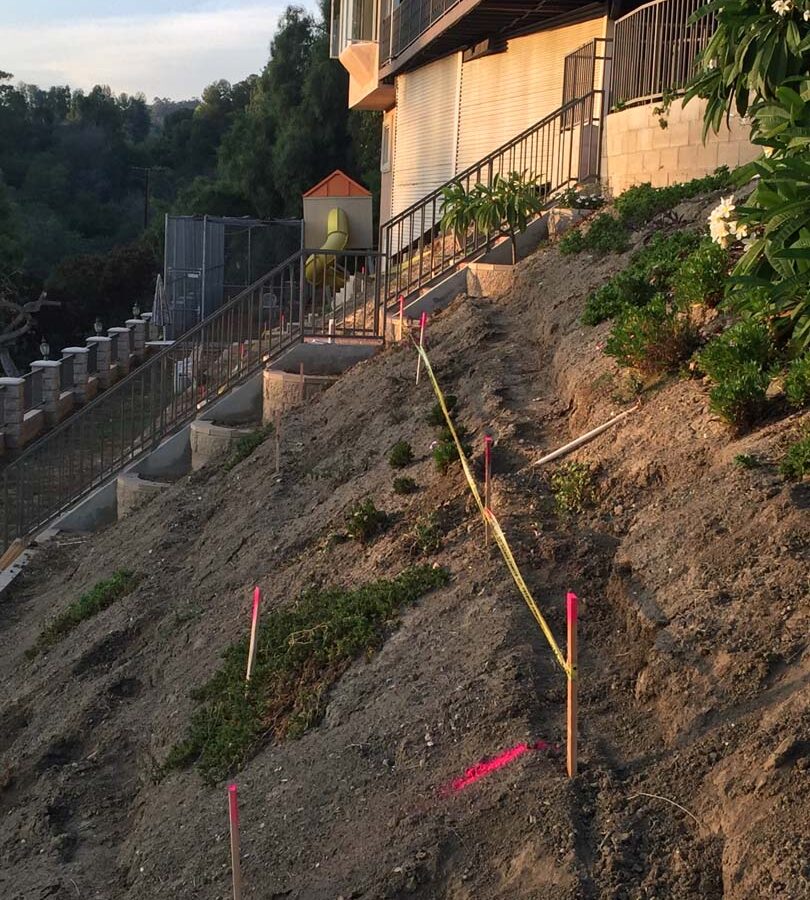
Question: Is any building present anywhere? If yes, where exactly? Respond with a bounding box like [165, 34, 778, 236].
[331, 0, 758, 290]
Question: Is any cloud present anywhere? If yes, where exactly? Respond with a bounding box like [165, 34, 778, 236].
[1, 4, 306, 99]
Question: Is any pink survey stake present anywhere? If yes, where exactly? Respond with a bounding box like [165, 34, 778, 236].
[228, 784, 239, 826]
[567, 591, 578, 624]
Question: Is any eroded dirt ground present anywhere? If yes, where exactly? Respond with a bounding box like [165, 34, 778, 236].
[1, 193, 808, 899]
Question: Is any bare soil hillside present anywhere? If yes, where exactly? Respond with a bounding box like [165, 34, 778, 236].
[1, 193, 808, 900]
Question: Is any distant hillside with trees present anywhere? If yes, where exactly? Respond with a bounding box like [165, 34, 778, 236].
[0, 0, 379, 371]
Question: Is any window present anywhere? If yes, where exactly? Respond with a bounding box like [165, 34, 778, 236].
[381, 119, 392, 173]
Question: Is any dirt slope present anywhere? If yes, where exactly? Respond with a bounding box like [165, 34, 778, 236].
[1, 194, 808, 900]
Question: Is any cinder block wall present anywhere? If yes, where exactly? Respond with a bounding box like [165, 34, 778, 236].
[602, 98, 760, 195]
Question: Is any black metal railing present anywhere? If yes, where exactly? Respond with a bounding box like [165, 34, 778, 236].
[22, 370, 43, 413]
[0, 388, 6, 430]
[562, 38, 611, 127]
[60, 355, 75, 393]
[380, 91, 604, 305]
[0, 249, 383, 551]
[612, 0, 714, 108]
[380, 0, 461, 64]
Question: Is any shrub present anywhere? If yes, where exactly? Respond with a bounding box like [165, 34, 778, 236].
[426, 395, 457, 426]
[708, 361, 770, 432]
[433, 440, 460, 474]
[345, 499, 388, 543]
[605, 296, 699, 374]
[779, 430, 810, 481]
[614, 169, 732, 228]
[550, 462, 595, 514]
[784, 354, 810, 408]
[224, 425, 272, 471]
[696, 320, 776, 384]
[560, 213, 629, 256]
[388, 440, 414, 469]
[165, 566, 450, 781]
[393, 476, 419, 495]
[410, 513, 443, 555]
[672, 240, 729, 308]
[733, 453, 761, 469]
[582, 231, 702, 325]
[29, 570, 139, 656]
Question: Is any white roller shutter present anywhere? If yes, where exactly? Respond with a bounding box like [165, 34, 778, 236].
[456, 19, 607, 173]
[391, 53, 461, 219]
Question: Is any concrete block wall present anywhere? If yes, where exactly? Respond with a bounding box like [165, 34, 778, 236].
[602, 98, 760, 195]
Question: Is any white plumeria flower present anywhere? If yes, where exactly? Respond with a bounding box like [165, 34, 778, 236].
[717, 196, 736, 218]
[804, 8, 810, 20]
[734, 222, 749, 240]
[772, 0, 793, 15]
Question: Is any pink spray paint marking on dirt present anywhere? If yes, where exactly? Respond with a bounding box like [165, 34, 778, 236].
[440, 740, 555, 796]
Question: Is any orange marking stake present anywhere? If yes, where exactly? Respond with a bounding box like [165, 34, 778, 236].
[484, 435, 493, 547]
[228, 784, 243, 900]
[415, 312, 427, 384]
[245, 587, 261, 684]
[566, 591, 578, 778]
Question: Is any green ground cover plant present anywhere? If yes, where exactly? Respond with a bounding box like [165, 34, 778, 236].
[696, 319, 777, 432]
[410, 513, 443, 556]
[28, 570, 139, 656]
[165, 565, 450, 781]
[779, 429, 810, 481]
[605, 296, 699, 374]
[224, 425, 272, 471]
[582, 230, 703, 325]
[708, 362, 771, 434]
[784, 354, 810, 408]
[672, 240, 730, 308]
[550, 461, 595, 514]
[345, 499, 389, 543]
[426, 395, 457, 426]
[388, 440, 414, 469]
[392, 475, 419, 495]
[561, 169, 732, 258]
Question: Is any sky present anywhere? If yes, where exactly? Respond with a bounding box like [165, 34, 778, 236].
[0, 0, 321, 100]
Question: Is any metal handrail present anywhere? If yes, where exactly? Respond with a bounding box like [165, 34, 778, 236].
[1, 248, 384, 550]
[380, 90, 604, 305]
[612, 0, 714, 108]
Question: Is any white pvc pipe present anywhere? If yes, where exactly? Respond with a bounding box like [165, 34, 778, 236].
[532, 405, 639, 467]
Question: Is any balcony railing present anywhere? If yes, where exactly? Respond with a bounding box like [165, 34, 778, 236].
[612, 0, 715, 109]
[380, 0, 461, 64]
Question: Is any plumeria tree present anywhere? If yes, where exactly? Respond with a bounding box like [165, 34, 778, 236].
[686, 0, 810, 351]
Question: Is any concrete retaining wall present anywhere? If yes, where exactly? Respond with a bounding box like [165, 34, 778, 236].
[117, 471, 169, 518]
[602, 98, 759, 195]
[262, 369, 339, 422]
[190, 419, 259, 470]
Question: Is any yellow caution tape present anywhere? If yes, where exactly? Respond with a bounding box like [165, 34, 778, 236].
[415, 340, 572, 679]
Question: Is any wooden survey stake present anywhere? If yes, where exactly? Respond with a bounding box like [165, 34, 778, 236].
[566, 591, 578, 778]
[245, 587, 261, 684]
[484, 435, 493, 547]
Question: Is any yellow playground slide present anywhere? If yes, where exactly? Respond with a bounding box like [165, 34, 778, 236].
[305, 207, 349, 288]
